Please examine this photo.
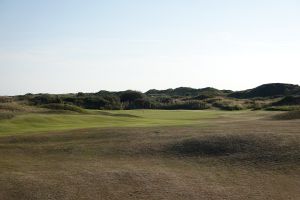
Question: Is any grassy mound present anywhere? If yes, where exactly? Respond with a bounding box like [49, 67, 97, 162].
[271, 111, 300, 120]
[42, 103, 87, 113]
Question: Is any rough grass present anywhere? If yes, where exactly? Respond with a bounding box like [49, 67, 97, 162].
[0, 113, 15, 120]
[167, 134, 299, 166]
[0, 102, 26, 112]
[0, 102, 45, 113]
[272, 111, 300, 120]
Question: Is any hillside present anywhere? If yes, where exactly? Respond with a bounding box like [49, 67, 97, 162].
[228, 83, 300, 99]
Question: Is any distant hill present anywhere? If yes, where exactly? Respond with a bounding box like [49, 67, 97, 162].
[228, 83, 300, 99]
[146, 87, 232, 97]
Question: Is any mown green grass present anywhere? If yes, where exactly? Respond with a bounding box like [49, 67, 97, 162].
[0, 109, 273, 136]
[0, 110, 223, 136]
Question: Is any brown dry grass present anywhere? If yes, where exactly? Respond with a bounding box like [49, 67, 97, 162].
[0, 115, 299, 200]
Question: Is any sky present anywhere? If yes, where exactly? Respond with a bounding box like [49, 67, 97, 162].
[0, 0, 300, 95]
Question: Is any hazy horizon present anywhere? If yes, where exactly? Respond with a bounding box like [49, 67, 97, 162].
[1, 0, 300, 95]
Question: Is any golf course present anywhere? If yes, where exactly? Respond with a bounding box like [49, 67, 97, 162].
[1, 1, 300, 198]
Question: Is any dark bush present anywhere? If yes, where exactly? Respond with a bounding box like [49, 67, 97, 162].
[30, 94, 62, 105]
[125, 98, 156, 109]
[120, 90, 144, 102]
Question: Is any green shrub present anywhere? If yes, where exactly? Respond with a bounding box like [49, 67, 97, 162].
[119, 90, 144, 102]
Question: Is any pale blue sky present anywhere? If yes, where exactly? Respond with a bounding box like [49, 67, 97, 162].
[0, 0, 300, 95]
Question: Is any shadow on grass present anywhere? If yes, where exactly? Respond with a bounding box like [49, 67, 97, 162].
[98, 111, 141, 118]
[166, 134, 300, 165]
[271, 111, 300, 120]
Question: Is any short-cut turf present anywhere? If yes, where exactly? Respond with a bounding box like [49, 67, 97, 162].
[0, 110, 257, 136]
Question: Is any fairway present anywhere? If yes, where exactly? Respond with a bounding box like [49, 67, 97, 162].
[0, 110, 237, 136]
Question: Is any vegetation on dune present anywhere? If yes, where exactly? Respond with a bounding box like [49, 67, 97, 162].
[264, 105, 300, 111]
[41, 103, 87, 113]
[146, 87, 232, 97]
[211, 99, 244, 111]
[7, 83, 299, 111]
[229, 83, 300, 99]
[159, 100, 210, 110]
[0, 102, 27, 112]
[272, 95, 300, 106]
[0, 96, 13, 103]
